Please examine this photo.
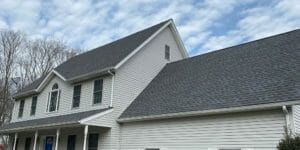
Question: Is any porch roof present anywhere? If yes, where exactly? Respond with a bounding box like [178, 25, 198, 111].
[0, 107, 112, 133]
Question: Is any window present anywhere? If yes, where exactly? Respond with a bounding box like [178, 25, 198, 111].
[47, 83, 60, 112]
[30, 96, 37, 116]
[88, 134, 99, 150]
[165, 45, 170, 60]
[24, 138, 31, 150]
[18, 100, 25, 118]
[93, 79, 103, 104]
[67, 135, 76, 150]
[72, 85, 81, 108]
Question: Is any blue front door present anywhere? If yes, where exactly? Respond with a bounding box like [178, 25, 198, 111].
[45, 136, 54, 150]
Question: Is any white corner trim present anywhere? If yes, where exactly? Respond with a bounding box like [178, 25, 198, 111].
[79, 109, 114, 124]
[114, 20, 172, 69]
[118, 100, 300, 123]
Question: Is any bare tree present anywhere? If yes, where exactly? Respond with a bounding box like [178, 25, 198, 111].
[0, 31, 77, 146]
[16, 38, 77, 89]
[0, 30, 25, 145]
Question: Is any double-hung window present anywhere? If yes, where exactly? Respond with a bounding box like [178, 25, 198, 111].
[30, 96, 37, 116]
[47, 83, 60, 112]
[72, 85, 81, 108]
[93, 79, 103, 104]
[18, 99, 25, 118]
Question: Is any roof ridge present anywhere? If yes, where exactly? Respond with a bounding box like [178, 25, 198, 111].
[167, 28, 300, 66]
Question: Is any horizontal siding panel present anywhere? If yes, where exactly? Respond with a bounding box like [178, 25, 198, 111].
[121, 109, 285, 150]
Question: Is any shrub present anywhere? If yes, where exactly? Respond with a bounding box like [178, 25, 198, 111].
[277, 127, 300, 150]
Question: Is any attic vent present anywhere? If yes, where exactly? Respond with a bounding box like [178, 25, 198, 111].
[165, 45, 170, 60]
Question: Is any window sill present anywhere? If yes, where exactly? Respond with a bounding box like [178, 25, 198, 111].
[92, 103, 102, 106]
[46, 110, 59, 114]
[71, 107, 80, 110]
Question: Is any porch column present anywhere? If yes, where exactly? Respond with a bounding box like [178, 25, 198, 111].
[83, 125, 89, 150]
[13, 133, 18, 150]
[55, 128, 60, 150]
[33, 130, 38, 150]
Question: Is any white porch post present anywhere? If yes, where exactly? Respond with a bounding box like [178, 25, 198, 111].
[83, 125, 89, 150]
[55, 128, 60, 150]
[33, 130, 38, 150]
[13, 133, 18, 150]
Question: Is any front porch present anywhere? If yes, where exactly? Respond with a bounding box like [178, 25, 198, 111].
[7, 125, 110, 150]
[0, 108, 114, 150]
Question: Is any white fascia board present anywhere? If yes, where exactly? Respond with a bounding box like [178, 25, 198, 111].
[118, 100, 300, 123]
[114, 20, 172, 70]
[53, 70, 67, 81]
[0, 122, 79, 134]
[79, 108, 114, 124]
[36, 70, 66, 92]
[169, 20, 189, 58]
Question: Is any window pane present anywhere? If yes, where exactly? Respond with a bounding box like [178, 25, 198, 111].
[18, 100, 25, 118]
[31, 96, 37, 116]
[93, 79, 103, 104]
[49, 91, 58, 112]
[93, 92, 102, 104]
[88, 134, 99, 150]
[93, 80, 103, 92]
[67, 135, 76, 150]
[25, 138, 31, 150]
[52, 83, 58, 90]
[72, 85, 81, 108]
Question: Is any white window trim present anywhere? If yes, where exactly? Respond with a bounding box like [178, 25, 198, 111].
[92, 79, 103, 106]
[47, 85, 61, 113]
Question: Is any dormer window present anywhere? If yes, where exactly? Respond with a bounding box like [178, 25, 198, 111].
[47, 83, 61, 112]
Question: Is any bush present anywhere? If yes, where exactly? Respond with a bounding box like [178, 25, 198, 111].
[277, 127, 300, 150]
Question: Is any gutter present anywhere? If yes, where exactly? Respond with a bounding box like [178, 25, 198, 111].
[118, 100, 300, 123]
[282, 105, 294, 135]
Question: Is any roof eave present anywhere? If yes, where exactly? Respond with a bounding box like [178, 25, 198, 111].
[13, 90, 38, 99]
[0, 122, 80, 134]
[66, 67, 115, 83]
[118, 100, 300, 123]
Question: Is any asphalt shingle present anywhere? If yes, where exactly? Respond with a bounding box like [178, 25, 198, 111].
[120, 29, 300, 119]
[0, 108, 111, 132]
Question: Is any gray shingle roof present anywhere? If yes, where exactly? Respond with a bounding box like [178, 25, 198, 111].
[120, 29, 300, 119]
[0, 108, 111, 132]
[54, 20, 169, 80]
[14, 20, 169, 98]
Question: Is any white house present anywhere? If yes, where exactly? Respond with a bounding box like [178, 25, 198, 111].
[0, 19, 299, 150]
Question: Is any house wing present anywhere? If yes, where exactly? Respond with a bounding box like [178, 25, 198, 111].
[119, 29, 300, 122]
[14, 19, 178, 98]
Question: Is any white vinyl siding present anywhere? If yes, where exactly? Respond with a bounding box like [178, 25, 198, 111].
[292, 105, 300, 135]
[11, 75, 112, 122]
[120, 109, 285, 150]
[107, 26, 186, 149]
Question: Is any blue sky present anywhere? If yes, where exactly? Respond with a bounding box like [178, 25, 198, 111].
[0, 0, 299, 56]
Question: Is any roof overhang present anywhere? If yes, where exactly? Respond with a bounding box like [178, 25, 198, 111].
[13, 68, 115, 99]
[0, 108, 113, 134]
[118, 100, 300, 123]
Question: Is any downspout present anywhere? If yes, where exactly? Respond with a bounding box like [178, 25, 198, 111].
[108, 70, 115, 108]
[282, 105, 293, 135]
